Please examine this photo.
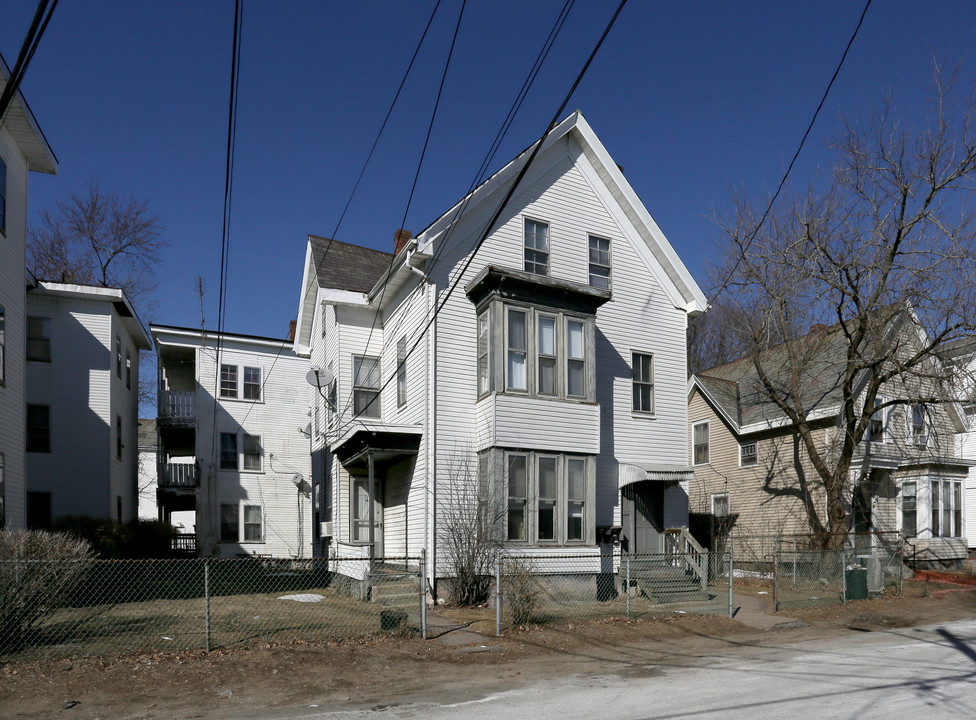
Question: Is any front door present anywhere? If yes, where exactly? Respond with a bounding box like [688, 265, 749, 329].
[352, 476, 384, 557]
[622, 481, 664, 554]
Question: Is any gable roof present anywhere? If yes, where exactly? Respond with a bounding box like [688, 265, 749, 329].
[691, 312, 967, 434]
[308, 235, 393, 293]
[0, 52, 57, 174]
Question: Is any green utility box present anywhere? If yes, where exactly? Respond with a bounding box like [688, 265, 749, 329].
[845, 568, 868, 600]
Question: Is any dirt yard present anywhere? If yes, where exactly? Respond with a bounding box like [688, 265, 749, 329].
[3, 577, 975, 720]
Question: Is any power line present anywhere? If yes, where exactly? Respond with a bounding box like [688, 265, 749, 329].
[332, 0, 628, 437]
[330, 0, 576, 428]
[341, 0, 468, 418]
[711, 0, 873, 302]
[0, 0, 58, 127]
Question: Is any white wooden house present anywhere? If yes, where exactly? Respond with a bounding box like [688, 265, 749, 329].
[0, 54, 58, 529]
[151, 326, 312, 558]
[293, 112, 706, 591]
[24, 282, 151, 527]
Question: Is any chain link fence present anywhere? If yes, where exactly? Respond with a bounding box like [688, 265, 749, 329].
[0, 556, 426, 661]
[772, 536, 905, 611]
[494, 552, 733, 634]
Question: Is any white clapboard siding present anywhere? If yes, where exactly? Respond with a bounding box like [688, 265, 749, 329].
[0, 129, 31, 528]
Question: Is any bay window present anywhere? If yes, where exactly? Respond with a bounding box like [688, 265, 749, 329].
[502, 450, 593, 545]
[537, 315, 556, 395]
[902, 482, 917, 538]
[507, 309, 528, 391]
[566, 320, 585, 397]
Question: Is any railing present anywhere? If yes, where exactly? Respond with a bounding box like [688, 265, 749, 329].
[158, 390, 194, 422]
[172, 534, 197, 556]
[159, 462, 198, 488]
[664, 527, 709, 591]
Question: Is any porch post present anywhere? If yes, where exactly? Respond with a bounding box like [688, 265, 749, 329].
[367, 450, 376, 561]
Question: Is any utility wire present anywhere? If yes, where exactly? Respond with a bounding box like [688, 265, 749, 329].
[0, 0, 58, 127]
[330, 0, 575, 428]
[333, 0, 628, 436]
[711, 0, 872, 302]
[340, 0, 467, 418]
[208, 0, 244, 499]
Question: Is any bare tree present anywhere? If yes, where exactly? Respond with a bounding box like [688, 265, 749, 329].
[28, 181, 166, 314]
[438, 448, 504, 606]
[28, 182, 167, 407]
[687, 297, 753, 375]
[714, 63, 976, 548]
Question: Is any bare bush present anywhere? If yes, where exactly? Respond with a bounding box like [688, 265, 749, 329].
[439, 450, 504, 606]
[504, 556, 539, 628]
[0, 530, 94, 651]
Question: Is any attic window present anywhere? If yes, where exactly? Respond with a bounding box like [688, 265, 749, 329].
[524, 219, 549, 276]
[740, 442, 757, 467]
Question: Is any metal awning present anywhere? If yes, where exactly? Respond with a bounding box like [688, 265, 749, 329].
[332, 424, 422, 470]
[619, 462, 694, 488]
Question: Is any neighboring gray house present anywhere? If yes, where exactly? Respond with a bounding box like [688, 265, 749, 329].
[293, 112, 706, 591]
[0, 54, 58, 529]
[24, 281, 150, 527]
[152, 326, 312, 558]
[689, 314, 970, 567]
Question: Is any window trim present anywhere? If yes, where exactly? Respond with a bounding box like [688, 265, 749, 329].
[220, 363, 238, 398]
[396, 336, 408, 409]
[587, 234, 612, 289]
[504, 450, 591, 546]
[219, 432, 238, 470]
[739, 442, 757, 467]
[523, 216, 550, 276]
[565, 318, 585, 399]
[505, 307, 528, 392]
[26, 316, 51, 363]
[693, 421, 710, 465]
[242, 366, 262, 401]
[909, 403, 929, 447]
[242, 433, 262, 472]
[352, 354, 381, 418]
[712, 492, 730, 517]
[901, 481, 917, 538]
[632, 351, 654, 414]
[536, 313, 558, 397]
[27, 404, 50, 453]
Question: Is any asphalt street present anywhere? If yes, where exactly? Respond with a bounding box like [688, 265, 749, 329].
[285, 619, 976, 719]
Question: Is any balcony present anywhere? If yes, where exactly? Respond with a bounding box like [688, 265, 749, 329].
[158, 390, 195, 425]
[159, 462, 199, 489]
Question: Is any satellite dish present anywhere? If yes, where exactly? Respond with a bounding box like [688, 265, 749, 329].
[305, 366, 334, 388]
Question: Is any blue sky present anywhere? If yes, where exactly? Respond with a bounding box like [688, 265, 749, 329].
[3, 1, 976, 338]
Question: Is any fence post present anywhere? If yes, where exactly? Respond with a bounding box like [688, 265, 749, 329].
[495, 557, 502, 637]
[841, 549, 847, 605]
[792, 537, 797, 587]
[204, 558, 211, 653]
[626, 553, 631, 621]
[772, 540, 778, 614]
[420, 549, 427, 640]
[728, 546, 734, 619]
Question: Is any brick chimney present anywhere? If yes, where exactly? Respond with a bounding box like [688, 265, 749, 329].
[288, 319, 297, 342]
[394, 228, 412, 255]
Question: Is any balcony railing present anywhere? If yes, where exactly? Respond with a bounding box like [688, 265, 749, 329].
[159, 390, 195, 423]
[159, 462, 198, 488]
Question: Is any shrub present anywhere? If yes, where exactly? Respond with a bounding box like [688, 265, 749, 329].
[53, 516, 178, 558]
[0, 530, 94, 651]
[505, 556, 539, 628]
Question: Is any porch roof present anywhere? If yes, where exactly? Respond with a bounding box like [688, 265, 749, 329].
[332, 423, 422, 469]
[619, 462, 694, 488]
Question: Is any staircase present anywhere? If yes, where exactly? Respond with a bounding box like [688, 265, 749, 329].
[628, 557, 712, 603]
[367, 567, 419, 610]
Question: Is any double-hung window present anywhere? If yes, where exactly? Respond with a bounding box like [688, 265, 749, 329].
[523, 219, 549, 275]
[243, 366, 261, 400]
[115, 414, 123, 460]
[740, 442, 757, 467]
[693, 421, 709, 465]
[242, 434, 262, 471]
[566, 457, 585, 541]
[397, 336, 407, 408]
[125, 350, 132, 389]
[353, 355, 381, 417]
[220, 364, 238, 398]
[507, 309, 528, 391]
[712, 493, 730, 517]
[27, 405, 50, 453]
[219, 432, 238, 469]
[537, 456, 558, 541]
[116, 336, 122, 378]
[566, 320, 585, 398]
[588, 235, 611, 288]
[243, 505, 263, 541]
[537, 315, 557, 395]
[507, 454, 528, 541]
[477, 312, 490, 397]
[902, 482, 917, 538]
[632, 352, 654, 413]
[26, 317, 50, 362]
[910, 404, 928, 446]
[866, 397, 888, 442]
[931, 479, 964, 538]
[220, 504, 264, 542]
